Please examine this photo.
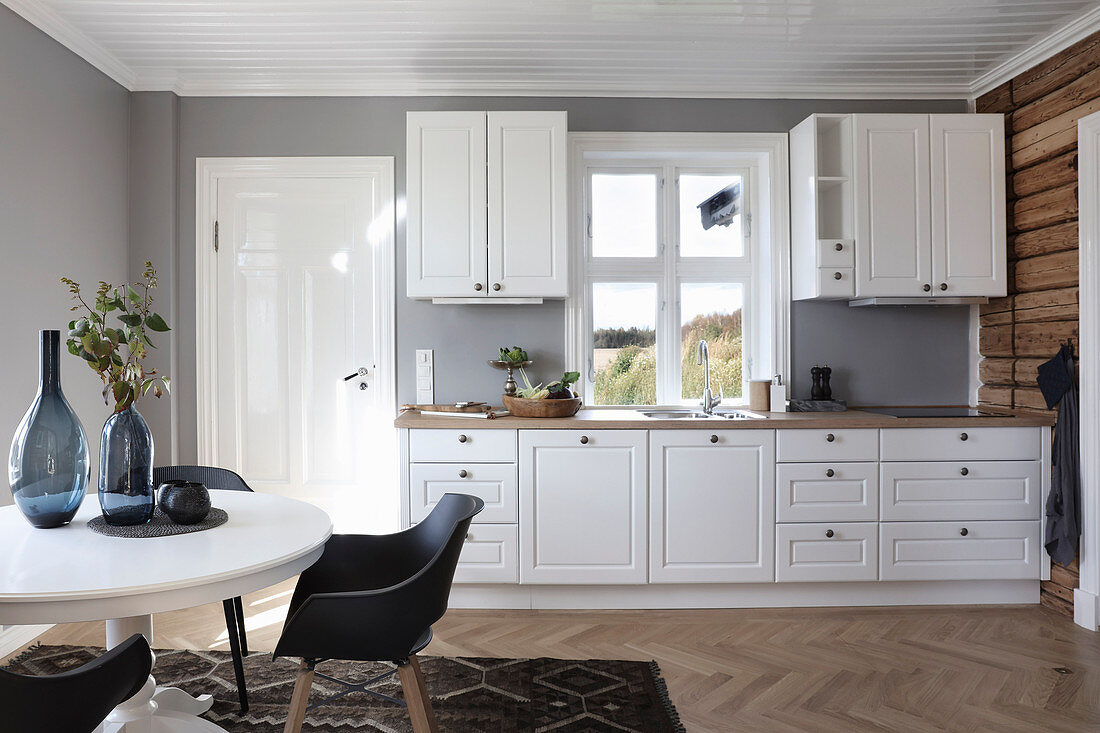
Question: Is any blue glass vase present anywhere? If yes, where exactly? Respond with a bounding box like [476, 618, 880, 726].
[7, 330, 90, 528]
[99, 404, 155, 526]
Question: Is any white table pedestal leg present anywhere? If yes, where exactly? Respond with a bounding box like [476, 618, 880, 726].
[101, 615, 226, 733]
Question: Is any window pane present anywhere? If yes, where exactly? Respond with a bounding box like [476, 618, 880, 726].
[591, 174, 657, 257]
[681, 283, 744, 402]
[592, 283, 657, 405]
[679, 174, 743, 257]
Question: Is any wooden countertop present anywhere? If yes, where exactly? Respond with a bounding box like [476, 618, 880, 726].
[394, 408, 1055, 430]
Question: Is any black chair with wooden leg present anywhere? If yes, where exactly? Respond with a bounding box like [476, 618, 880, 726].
[0, 633, 152, 733]
[153, 465, 253, 712]
[273, 492, 484, 733]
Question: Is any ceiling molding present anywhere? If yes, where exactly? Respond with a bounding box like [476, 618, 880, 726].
[969, 4, 1100, 100]
[1, 0, 135, 89]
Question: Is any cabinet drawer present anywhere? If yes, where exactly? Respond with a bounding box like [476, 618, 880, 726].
[776, 523, 878, 582]
[817, 267, 854, 298]
[454, 524, 519, 583]
[776, 462, 877, 522]
[409, 429, 516, 463]
[818, 239, 854, 268]
[777, 429, 878, 462]
[880, 427, 1040, 461]
[409, 463, 517, 523]
[880, 460, 1041, 521]
[880, 521, 1041, 581]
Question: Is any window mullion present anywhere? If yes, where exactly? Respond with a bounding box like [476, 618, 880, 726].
[661, 163, 679, 405]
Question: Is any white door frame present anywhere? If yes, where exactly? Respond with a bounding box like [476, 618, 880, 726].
[194, 156, 396, 466]
[1076, 112, 1100, 630]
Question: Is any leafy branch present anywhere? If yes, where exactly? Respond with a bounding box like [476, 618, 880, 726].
[61, 261, 171, 413]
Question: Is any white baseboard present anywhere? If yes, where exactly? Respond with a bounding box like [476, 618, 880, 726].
[0, 624, 52, 660]
[1074, 588, 1100, 630]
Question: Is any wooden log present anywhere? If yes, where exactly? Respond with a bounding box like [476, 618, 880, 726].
[1014, 357, 1046, 381]
[980, 311, 1012, 327]
[1041, 575, 1076, 603]
[1011, 32, 1100, 107]
[1012, 183, 1078, 232]
[977, 80, 1014, 115]
[1012, 151, 1078, 198]
[980, 295, 1014, 315]
[1013, 65, 1100, 133]
[1014, 387, 1048, 411]
[978, 358, 1014, 386]
[1012, 97, 1100, 154]
[979, 324, 1014, 358]
[1015, 301, 1079, 324]
[1014, 249, 1078, 292]
[1040, 587, 1074, 618]
[1013, 220, 1078, 258]
[1051, 562, 1080, 590]
[1014, 320, 1078, 357]
[1015, 286, 1077, 311]
[1012, 125, 1078, 170]
[978, 385, 1012, 407]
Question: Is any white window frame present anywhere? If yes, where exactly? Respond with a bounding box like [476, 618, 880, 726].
[565, 132, 790, 408]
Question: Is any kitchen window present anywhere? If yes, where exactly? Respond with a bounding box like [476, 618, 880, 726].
[566, 133, 790, 407]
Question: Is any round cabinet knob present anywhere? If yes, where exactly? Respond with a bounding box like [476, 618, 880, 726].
[960, 527, 969, 536]
[833, 271, 843, 280]
[960, 467, 969, 476]
[834, 242, 843, 252]
[459, 469, 468, 478]
[825, 468, 835, 477]
[940, 283, 948, 291]
[923, 284, 931, 292]
[359, 382, 367, 390]
[493, 283, 502, 291]
[825, 433, 835, 443]
[710, 435, 719, 444]
[466, 532, 473, 541]
[458, 434, 468, 443]
[580, 435, 589, 445]
[474, 283, 483, 292]
[960, 432, 968, 441]
[825, 529, 835, 538]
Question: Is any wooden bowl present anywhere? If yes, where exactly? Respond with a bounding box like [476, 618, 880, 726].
[502, 394, 581, 418]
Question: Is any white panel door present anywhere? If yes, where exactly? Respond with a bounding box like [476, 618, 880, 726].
[776, 462, 878, 522]
[649, 430, 775, 583]
[215, 175, 390, 532]
[406, 111, 488, 297]
[776, 522, 878, 582]
[879, 460, 1041, 522]
[520, 430, 647, 584]
[930, 114, 1007, 297]
[487, 111, 568, 298]
[854, 114, 931, 297]
[880, 521, 1041, 581]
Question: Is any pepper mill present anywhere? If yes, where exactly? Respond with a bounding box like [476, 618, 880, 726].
[821, 364, 833, 401]
[810, 365, 825, 401]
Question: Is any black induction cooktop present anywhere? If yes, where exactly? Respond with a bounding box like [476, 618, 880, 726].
[859, 407, 1011, 418]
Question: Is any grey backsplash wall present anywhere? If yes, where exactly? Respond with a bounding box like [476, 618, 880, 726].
[129, 94, 971, 461]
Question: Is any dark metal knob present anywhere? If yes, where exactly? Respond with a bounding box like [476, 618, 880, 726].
[580, 435, 589, 444]
[459, 470, 468, 478]
[474, 283, 483, 291]
[960, 467, 969, 476]
[826, 468, 835, 477]
[458, 434, 468, 443]
[923, 283, 931, 292]
[493, 283, 502, 291]
[465, 532, 472, 541]
[825, 529, 835, 538]
[940, 282, 948, 291]
[826, 433, 835, 442]
[710, 435, 719, 443]
[960, 527, 969, 536]
[960, 432, 968, 441]
[833, 271, 842, 280]
[834, 242, 843, 251]
[359, 382, 367, 390]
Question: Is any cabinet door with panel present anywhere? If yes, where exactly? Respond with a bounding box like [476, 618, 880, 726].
[487, 111, 568, 298]
[520, 430, 647, 584]
[930, 114, 1007, 297]
[854, 114, 931, 297]
[649, 430, 775, 583]
[406, 111, 488, 298]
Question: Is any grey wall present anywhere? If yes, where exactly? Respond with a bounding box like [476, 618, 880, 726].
[0, 6, 130, 504]
[132, 96, 972, 461]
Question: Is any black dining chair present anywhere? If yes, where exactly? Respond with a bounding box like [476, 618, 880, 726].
[273, 492, 484, 733]
[0, 633, 152, 733]
[154, 464, 253, 712]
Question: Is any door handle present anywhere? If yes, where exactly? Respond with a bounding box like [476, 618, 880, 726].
[343, 367, 369, 382]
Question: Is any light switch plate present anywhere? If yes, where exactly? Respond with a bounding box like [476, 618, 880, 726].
[415, 349, 434, 404]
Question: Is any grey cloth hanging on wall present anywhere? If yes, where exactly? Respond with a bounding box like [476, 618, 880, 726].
[1037, 343, 1080, 566]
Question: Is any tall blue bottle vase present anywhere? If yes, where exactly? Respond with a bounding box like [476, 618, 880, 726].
[99, 404, 155, 526]
[7, 330, 90, 528]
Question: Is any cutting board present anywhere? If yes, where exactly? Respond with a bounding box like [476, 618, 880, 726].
[400, 403, 492, 413]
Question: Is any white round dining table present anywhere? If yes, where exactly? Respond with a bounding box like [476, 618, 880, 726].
[0, 491, 333, 732]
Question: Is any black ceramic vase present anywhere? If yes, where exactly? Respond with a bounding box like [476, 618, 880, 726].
[158, 480, 211, 525]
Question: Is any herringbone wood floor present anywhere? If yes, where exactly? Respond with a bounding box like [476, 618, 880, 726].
[18, 580, 1100, 732]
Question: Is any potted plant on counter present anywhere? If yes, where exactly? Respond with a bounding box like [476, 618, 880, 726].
[502, 370, 582, 418]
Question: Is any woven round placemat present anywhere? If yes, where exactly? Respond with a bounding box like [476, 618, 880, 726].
[87, 507, 228, 538]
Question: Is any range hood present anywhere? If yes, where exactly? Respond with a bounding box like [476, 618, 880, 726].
[849, 296, 989, 307]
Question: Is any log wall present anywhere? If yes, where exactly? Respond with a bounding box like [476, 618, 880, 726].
[975, 30, 1100, 618]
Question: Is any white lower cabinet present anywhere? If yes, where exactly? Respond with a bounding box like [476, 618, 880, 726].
[520, 430, 647, 584]
[454, 525, 519, 583]
[776, 462, 878, 522]
[879, 460, 1041, 521]
[880, 520, 1041, 581]
[409, 463, 518, 523]
[777, 523, 878, 582]
[649, 430, 775, 583]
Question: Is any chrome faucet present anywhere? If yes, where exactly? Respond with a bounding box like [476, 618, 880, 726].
[697, 340, 722, 415]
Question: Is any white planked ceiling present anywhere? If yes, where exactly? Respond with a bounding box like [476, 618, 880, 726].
[5, 0, 1100, 98]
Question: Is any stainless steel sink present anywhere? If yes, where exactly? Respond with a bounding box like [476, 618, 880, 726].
[639, 409, 768, 420]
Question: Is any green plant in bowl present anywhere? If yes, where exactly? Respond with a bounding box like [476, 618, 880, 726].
[498, 346, 528, 363]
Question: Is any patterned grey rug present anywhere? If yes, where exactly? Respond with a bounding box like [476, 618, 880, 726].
[7, 645, 685, 732]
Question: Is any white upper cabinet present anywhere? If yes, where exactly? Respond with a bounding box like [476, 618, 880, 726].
[407, 110, 568, 300]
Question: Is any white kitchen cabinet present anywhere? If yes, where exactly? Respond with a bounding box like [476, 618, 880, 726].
[649, 430, 775, 583]
[407, 110, 568, 300]
[776, 522, 878, 582]
[454, 524, 520, 583]
[879, 460, 1042, 522]
[520, 430, 647, 584]
[880, 521, 1041, 581]
[776, 462, 878, 522]
[409, 462, 518, 524]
